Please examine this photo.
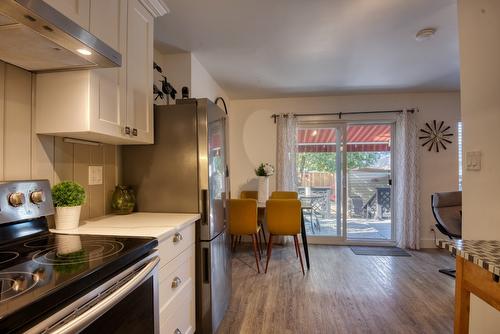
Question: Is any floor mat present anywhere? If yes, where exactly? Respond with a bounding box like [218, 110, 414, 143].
[350, 246, 411, 257]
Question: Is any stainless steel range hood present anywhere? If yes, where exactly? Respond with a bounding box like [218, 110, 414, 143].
[0, 0, 121, 72]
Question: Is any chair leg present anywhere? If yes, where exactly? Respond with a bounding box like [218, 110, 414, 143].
[294, 237, 299, 258]
[260, 224, 267, 246]
[294, 235, 305, 275]
[231, 235, 237, 252]
[265, 234, 274, 273]
[238, 235, 242, 244]
[251, 234, 261, 273]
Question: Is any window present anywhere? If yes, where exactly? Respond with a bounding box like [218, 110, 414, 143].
[458, 121, 463, 190]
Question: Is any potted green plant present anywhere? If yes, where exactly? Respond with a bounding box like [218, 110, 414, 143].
[52, 181, 86, 230]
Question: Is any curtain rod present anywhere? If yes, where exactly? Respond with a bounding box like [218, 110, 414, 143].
[271, 109, 417, 123]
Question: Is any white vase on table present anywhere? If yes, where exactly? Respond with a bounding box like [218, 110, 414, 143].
[257, 176, 269, 204]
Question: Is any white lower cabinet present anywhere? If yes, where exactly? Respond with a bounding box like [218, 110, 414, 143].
[157, 223, 196, 334]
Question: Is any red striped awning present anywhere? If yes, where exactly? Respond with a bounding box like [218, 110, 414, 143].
[297, 124, 391, 152]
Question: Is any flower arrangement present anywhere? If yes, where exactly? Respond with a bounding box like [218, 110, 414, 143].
[52, 181, 86, 207]
[255, 163, 275, 177]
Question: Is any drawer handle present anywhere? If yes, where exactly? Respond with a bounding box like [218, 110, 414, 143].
[171, 276, 182, 289]
[173, 232, 183, 243]
[174, 329, 182, 334]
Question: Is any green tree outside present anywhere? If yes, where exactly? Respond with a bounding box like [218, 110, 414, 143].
[297, 152, 386, 173]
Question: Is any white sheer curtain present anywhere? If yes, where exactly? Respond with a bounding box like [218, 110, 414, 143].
[275, 114, 297, 191]
[394, 110, 420, 249]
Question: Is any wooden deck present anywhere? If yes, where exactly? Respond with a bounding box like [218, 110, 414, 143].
[304, 216, 392, 240]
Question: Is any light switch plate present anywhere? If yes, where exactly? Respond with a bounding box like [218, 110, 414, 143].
[466, 151, 481, 171]
[88, 165, 103, 185]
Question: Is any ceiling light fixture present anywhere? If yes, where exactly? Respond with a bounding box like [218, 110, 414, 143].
[415, 28, 437, 41]
[76, 48, 92, 56]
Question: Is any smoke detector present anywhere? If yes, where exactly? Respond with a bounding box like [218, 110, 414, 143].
[415, 28, 437, 41]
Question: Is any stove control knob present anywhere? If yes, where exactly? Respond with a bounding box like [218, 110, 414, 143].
[30, 191, 44, 204]
[8, 192, 25, 207]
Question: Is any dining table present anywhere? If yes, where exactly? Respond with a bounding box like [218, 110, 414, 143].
[257, 201, 310, 270]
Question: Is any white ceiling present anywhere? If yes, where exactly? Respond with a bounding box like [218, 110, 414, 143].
[155, 0, 459, 99]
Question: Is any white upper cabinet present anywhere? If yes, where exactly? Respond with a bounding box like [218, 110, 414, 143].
[35, 0, 156, 145]
[89, 0, 127, 141]
[126, 0, 154, 143]
[43, 0, 90, 29]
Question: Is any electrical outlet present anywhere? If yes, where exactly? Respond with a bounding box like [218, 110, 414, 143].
[466, 151, 481, 171]
[88, 166, 103, 185]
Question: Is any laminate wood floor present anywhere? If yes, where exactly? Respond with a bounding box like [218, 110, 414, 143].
[217, 244, 455, 334]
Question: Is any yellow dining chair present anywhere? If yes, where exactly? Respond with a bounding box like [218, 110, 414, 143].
[239, 190, 267, 248]
[228, 199, 262, 273]
[265, 199, 304, 275]
[270, 191, 298, 199]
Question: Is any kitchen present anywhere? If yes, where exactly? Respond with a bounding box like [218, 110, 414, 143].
[0, 0, 226, 333]
[2, 1, 500, 334]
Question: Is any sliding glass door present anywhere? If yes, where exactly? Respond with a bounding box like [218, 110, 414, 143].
[296, 122, 395, 244]
[296, 125, 343, 239]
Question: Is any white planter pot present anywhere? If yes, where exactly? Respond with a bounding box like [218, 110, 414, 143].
[54, 206, 82, 230]
[257, 176, 269, 204]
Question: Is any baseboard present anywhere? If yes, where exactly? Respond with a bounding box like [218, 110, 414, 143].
[420, 239, 439, 249]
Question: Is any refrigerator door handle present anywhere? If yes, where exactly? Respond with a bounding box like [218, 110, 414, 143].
[203, 247, 210, 283]
[201, 189, 208, 225]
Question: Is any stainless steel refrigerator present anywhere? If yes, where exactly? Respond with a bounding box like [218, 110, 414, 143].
[121, 98, 231, 334]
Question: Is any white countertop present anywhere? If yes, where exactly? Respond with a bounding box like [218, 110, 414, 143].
[50, 212, 200, 240]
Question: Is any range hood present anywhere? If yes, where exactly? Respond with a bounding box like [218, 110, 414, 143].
[0, 0, 121, 72]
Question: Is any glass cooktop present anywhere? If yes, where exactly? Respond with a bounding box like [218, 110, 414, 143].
[0, 232, 157, 332]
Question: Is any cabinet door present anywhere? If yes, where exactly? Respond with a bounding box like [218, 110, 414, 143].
[89, 0, 127, 139]
[43, 0, 90, 29]
[126, 0, 154, 144]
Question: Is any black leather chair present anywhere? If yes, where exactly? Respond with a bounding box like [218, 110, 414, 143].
[431, 191, 462, 277]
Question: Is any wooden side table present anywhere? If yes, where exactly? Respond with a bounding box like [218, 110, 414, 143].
[438, 240, 500, 334]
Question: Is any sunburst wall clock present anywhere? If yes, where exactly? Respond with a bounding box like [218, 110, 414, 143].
[419, 120, 454, 152]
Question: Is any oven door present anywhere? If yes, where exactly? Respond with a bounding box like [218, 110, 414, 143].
[26, 251, 160, 334]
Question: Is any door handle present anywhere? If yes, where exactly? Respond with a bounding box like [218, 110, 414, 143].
[132, 128, 138, 136]
[124, 126, 131, 135]
[203, 247, 210, 283]
[201, 189, 208, 225]
[48, 257, 159, 334]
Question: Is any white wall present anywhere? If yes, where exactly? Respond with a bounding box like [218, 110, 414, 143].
[153, 50, 230, 104]
[458, 0, 500, 332]
[153, 50, 191, 105]
[190, 54, 230, 103]
[229, 92, 460, 247]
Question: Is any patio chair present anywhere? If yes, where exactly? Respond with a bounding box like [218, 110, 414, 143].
[349, 195, 364, 218]
[431, 191, 462, 278]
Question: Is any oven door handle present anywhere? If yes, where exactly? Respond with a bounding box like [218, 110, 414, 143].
[49, 256, 160, 334]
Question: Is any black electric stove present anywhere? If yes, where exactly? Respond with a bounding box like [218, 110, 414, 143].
[0, 180, 158, 333]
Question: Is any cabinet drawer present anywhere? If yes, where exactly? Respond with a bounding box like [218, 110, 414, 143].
[160, 279, 195, 334]
[159, 245, 195, 309]
[158, 224, 195, 268]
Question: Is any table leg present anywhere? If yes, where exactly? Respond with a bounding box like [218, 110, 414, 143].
[301, 210, 310, 270]
[454, 255, 470, 334]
